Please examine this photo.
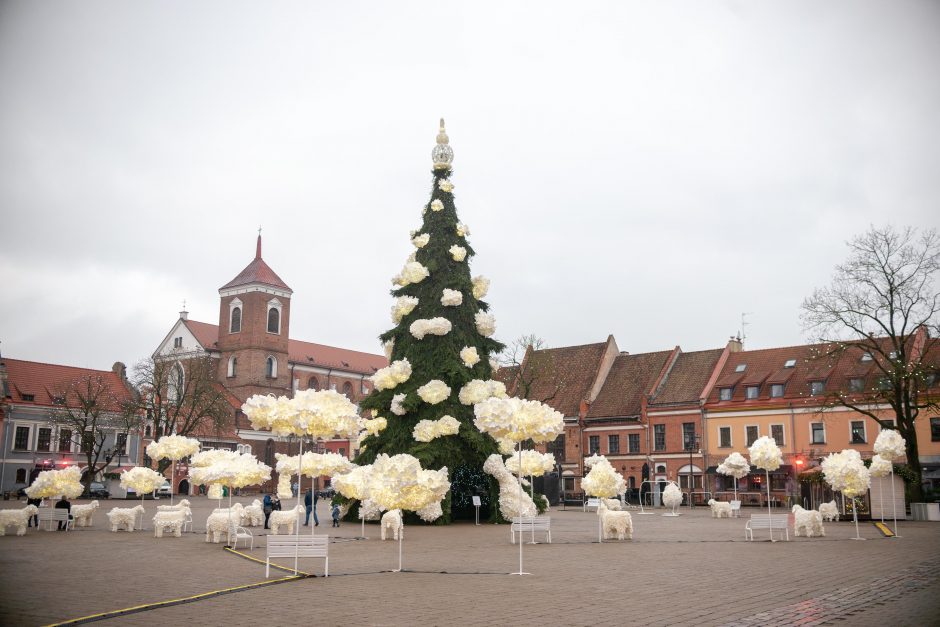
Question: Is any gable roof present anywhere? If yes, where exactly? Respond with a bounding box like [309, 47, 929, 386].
[1, 358, 134, 412]
[516, 342, 609, 417]
[586, 350, 674, 419]
[707, 343, 832, 405]
[183, 320, 222, 349]
[650, 348, 724, 406]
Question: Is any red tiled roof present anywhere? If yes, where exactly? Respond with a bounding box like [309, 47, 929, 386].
[184, 320, 221, 349]
[707, 344, 833, 405]
[649, 349, 724, 406]
[1, 358, 134, 412]
[517, 342, 609, 417]
[219, 239, 291, 291]
[587, 351, 674, 419]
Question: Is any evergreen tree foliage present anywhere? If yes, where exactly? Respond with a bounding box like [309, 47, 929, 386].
[355, 130, 504, 523]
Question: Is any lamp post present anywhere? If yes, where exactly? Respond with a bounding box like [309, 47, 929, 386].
[684, 433, 700, 508]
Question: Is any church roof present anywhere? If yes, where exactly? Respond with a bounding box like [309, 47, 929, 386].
[219, 235, 291, 292]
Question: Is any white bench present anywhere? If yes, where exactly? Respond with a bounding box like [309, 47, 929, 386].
[745, 514, 789, 541]
[37, 508, 73, 531]
[265, 536, 328, 578]
[510, 516, 551, 544]
[583, 498, 600, 512]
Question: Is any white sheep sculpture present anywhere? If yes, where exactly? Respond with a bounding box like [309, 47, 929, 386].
[818, 500, 839, 522]
[380, 509, 404, 541]
[107, 504, 145, 532]
[205, 511, 238, 543]
[602, 498, 622, 511]
[0, 505, 39, 536]
[268, 505, 302, 536]
[597, 500, 633, 541]
[153, 507, 191, 538]
[792, 505, 826, 537]
[241, 499, 264, 527]
[156, 499, 191, 512]
[707, 498, 732, 519]
[72, 500, 99, 527]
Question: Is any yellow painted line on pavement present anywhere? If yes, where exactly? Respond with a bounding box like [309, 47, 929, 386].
[873, 521, 895, 537]
[223, 546, 313, 576]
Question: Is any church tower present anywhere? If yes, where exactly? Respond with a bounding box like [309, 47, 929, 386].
[216, 233, 292, 401]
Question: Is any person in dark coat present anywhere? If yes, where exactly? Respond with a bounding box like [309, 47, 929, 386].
[263, 494, 273, 529]
[26, 496, 41, 528]
[54, 497, 72, 530]
[303, 488, 319, 526]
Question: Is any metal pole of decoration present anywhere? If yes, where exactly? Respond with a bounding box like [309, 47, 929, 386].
[889, 466, 901, 538]
[170, 460, 176, 506]
[398, 530, 403, 572]
[765, 470, 774, 542]
[510, 441, 529, 575]
[850, 496, 865, 540]
[294, 436, 303, 574]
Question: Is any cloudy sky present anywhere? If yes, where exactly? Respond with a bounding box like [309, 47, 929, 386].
[1, 1, 938, 371]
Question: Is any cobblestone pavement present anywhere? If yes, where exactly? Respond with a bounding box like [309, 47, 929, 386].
[1, 497, 938, 626]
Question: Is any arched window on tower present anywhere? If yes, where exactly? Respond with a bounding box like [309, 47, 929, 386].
[308, 377, 319, 390]
[267, 301, 281, 334]
[266, 356, 277, 378]
[230, 306, 241, 333]
[342, 381, 354, 399]
[227, 356, 237, 378]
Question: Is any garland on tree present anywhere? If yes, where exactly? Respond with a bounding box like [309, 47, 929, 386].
[353, 120, 505, 523]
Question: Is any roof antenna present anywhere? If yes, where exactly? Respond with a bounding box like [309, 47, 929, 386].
[740, 312, 752, 345]
[256, 226, 262, 259]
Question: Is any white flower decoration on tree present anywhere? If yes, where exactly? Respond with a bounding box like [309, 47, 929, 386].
[874, 429, 906, 461]
[748, 436, 783, 471]
[393, 261, 430, 287]
[383, 339, 395, 360]
[365, 454, 450, 517]
[333, 465, 373, 503]
[411, 233, 430, 248]
[583, 453, 606, 469]
[391, 296, 419, 324]
[146, 434, 200, 462]
[441, 289, 463, 306]
[504, 450, 555, 477]
[581, 455, 625, 498]
[496, 438, 516, 455]
[458, 379, 507, 405]
[363, 416, 388, 436]
[417, 380, 452, 405]
[275, 452, 353, 481]
[430, 199, 444, 211]
[26, 466, 83, 499]
[474, 312, 496, 337]
[822, 449, 871, 498]
[413, 415, 461, 442]
[473, 397, 564, 445]
[869, 454, 892, 478]
[489, 357, 500, 372]
[717, 452, 751, 479]
[242, 389, 361, 440]
[372, 359, 413, 391]
[409, 317, 452, 340]
[471, 275, 490, 300]
[438, 179, 454, 192]
[391, 393, 407, 416]
[121, 467, 166, 495]
[456, 223, 470, 237]
[460, 346, 480, 368]
[449, 245, 467, 262]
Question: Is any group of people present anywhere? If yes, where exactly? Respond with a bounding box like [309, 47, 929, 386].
[261, 489, 340, 529]
[25, 496, 73, 530]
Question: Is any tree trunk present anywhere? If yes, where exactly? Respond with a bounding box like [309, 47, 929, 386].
[904, 428, 924, 503]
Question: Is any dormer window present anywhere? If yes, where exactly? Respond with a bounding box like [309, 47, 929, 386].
[745, 386, 760, 399]
[810, 381, 825, 396]
[849, 378, 864, 392]
[734, 364, 746, 373]
[719, 387, 733, 401]
[266, 298, 282, 334]
[770, 383, 785, 398]
[52, 396, 66, 405]
[22, 394, 35, 402]
[784, 359, 797, 368]
[861, 352, 873, 362]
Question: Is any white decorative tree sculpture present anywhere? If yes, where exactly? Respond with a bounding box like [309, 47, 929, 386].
[873, 429, 906, 538]
[120, 466, 166, 530]
[146, 434, 200, 505]
[748, 436, 783, 541]
[581, 454, 627, 541]
[717, 451, 750, 517]
[661, 482, 683, 517]
[822, 448, 871, 540]
[26, 466, 83, 500]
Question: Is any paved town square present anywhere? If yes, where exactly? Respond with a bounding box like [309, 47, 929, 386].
[1, 496, 937, 626]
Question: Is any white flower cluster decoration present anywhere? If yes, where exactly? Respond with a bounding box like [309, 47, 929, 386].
[473, 397, 564, 444]
[409, 317, 452, 340]
[121, 466, 166, 495]
[365, 453, 450, 518]
[474, 312, 496, 337]
[332, 465, 373, 502]
[430, 199, 444, 212]
[25, 465, 83, 499]
[471, 275, 490, 300]
[371, 359, 412, 391]
[496, 438, 516, 455]
[821, 449, 871, 498]
[391, 393, 407, 416]
[411, 233, 430, 248]
[417, 379, 452, 405]
[391, 296, 419, 324]
[874, 429, 906, 460]
[190, 451, 272, 490]
[456, 222, 470, 237]
[717, 451, 751, 479]
[413, 415, 461, 442]
[583, 453, 606, 469]
[275, 451, 353, 479]
[504, 450, 555, 477]
[242, 389, 360, 439]
[869, 454, 893, 478]
[581, 454, 626, 498]
[362, 416, 388, 436]
[441, 288, 463, 306]
[460, 346, 480, 368]
[458, 379, 507, 405]
[438, 179, 454, 192]
[393, 261, 430, 287]
[662, 482, 683, 509]
[383, 339, 395, 360]
[146, 434, 201, 462]
[483, 454, 537, 519]
[748, 436, 783, 471]
[449, 245, 467, 262]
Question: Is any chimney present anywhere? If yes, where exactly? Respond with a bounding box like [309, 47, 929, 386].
[179, 310, 188, 320]
[727, 335, 743, 353]
[112, 362, 127, 380]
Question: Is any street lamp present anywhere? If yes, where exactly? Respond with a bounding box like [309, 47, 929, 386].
[684, 433, 701, 508]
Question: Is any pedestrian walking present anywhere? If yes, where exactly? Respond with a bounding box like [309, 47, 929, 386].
[331, 503, 340, 527]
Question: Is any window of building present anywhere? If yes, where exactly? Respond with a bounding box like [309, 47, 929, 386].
[810, 381, 825, 396]
[850, 420, 866, 444]
[628, 433, 640, 453]
[745, 425, 759, 447]
[22, 394, 35, 402]
[682, 423, 696, 449]
[849, 378, 864, 393]
[14, 426, 30, 450]
[679, 473, 703, 490]
[784, 359, 797, 368]
[931, 417, 940, 442]
[719, 426, 731, 448]
[230, 306, 242, 333]
[653, 425, 666, 451]
[342, 382, 354, 399]
[116, 433, 127, 455]
[877, 377, 892, 391]
[563, 477, 574, 492]
[308, 377, 319, 390]
[745, 386, 759, 400]
[266, 356, 277, 378]
[266, 299, 282, 334]
[588, 435, 600, 455]
[770, 384, 785, 398]
[719, 387, 733, 401]
[338, 447, 345, 457]
[547, 434, 565, 462]
[172, 337, 182, 349]
[811, 422, 826, 444]
[770, 424, 785, 446]
[735, 364, 747, 372]
[861, 352, 873, 362]
[144, 425, 151, 438]
[237, 443, 252, 455]
[882, 419, 895, 429]
[608, 435, 619, 454]
[37, 428, 52, 452]
[227, 356, 237, 378]
[59, 429, 72, 452]
[628, 476, 636, 489]
[52, 396, 65, 405]
[926, 371, 939, 387]
[81, 431, 95, 453]
[15, 468, 27, 483]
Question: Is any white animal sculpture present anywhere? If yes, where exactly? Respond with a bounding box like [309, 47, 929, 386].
[0, 505, 39, 536]
[107, 504, 145, 532]
[241, 499, 264, 527]
[792, 505, 825, 537]
[153, 507, 191, 538]
[381, 509, 404, 541]
[156, 499, 191, 512]
[707, 498, 732, 519]
[597, 500, 633, 540]
[72, 500, 99, 527]
[818, 500, 839, 522]
[268, 505, 302, 535]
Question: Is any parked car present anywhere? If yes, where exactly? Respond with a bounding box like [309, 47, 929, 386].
[87, 482, 110, 499]
[156, 482, 171, 497]
[317, 487, 335, 499]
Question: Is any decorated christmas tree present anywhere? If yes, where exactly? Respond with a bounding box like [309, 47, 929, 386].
[355, 120, 505, 523]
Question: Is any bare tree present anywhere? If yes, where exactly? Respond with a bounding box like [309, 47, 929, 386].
[500, 334, 559, 402]
[802, 225, 940, 502]
[132, 352, 233, 472]
[50, 375, 141, 495]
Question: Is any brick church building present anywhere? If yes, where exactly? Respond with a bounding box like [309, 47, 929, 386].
[149, 235, 386, 494]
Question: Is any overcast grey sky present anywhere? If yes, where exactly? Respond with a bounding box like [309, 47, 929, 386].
[1, 1, 938, 371]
